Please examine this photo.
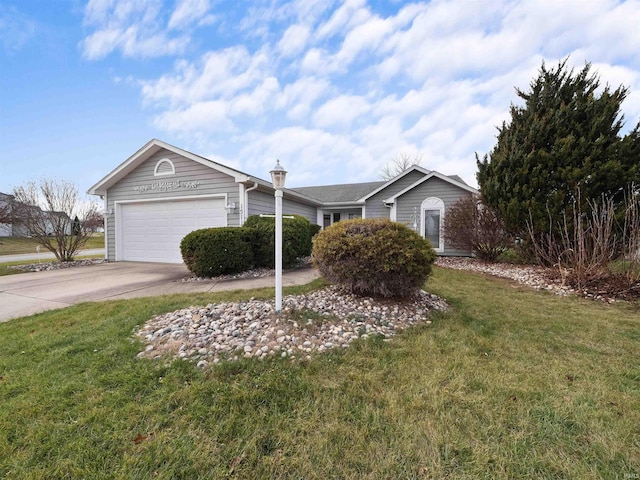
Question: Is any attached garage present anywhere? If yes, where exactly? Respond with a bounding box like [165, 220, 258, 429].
[116, 197, 227, 263]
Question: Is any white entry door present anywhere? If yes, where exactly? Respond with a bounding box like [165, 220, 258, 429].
[119, 198, 227, 263]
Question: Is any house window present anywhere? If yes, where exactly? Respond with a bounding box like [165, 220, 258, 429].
[333, 213, 341, 223]
[421, 197, 444, 253]
[154, 158, 175, 176]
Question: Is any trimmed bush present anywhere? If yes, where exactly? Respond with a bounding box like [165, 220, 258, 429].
[312, 218, 436, 297]
[180, 227, 253, 277]
[244, 214, 315, 268]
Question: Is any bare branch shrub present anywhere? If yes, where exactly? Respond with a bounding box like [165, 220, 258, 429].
[443, 194, 511, 261]
[528, 188, 640, 290]
[621, 187, 640, 284]
[12, 179, 99, 262]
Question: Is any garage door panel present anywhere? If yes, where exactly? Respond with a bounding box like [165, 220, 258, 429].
[119, 198, 227, 263]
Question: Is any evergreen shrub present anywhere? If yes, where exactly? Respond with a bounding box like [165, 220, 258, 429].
[312, 218, 436, 297]
[180, 227, 253, 277]
[244, 214, 314, 268]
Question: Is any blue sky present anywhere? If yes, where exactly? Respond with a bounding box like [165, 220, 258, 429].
[1, 0, 639, 200]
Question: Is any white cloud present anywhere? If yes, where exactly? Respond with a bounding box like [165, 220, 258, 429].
[316, 0, 369, 40]
[168, 0, 215, 30]
[275, 76, 331, 121]
[141, 47, 270, 106]
[153, 100, 233, 133]
[277, 24, 310, 58]
[106, 0, 640, 190]
[0, 5, 37, 54]
[81, 0, 201, 59]
[313, 95, 371, 129]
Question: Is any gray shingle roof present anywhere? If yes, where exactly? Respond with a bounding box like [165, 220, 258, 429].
[446, 174, 467, 185]
[291, 181, 386, 203]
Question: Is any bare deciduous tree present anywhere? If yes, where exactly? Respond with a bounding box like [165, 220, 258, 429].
[84, 210, 104, 233]
[443, 194, 511, 261]
[11, 179, 99, 262]
[380, 153, 423, 180]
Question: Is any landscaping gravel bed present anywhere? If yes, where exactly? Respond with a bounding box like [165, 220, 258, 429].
[435, 257, 621, 302]
[10, 258, 105, 272]
[136, 285, 448, 367]
[435, 257, 573, 294]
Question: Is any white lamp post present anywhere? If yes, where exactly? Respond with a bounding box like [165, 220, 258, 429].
[270, 160, 287, 312]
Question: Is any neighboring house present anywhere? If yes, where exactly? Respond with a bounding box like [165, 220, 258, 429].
[0, 192, 72, 237]
[88, 139, 478, 264]
[0, 192, 13, 236]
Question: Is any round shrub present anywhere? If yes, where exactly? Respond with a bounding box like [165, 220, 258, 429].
[180, 227, 253, 277]
[244, 214, 315, 268]
[312, 218, 436, 298]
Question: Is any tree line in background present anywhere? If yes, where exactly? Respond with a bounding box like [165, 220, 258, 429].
[0, 179, 103, 262]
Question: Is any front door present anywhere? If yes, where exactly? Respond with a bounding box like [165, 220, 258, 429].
[424, 209, 440, 249]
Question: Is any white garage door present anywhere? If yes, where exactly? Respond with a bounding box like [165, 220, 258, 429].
[119, 198, 227, 263]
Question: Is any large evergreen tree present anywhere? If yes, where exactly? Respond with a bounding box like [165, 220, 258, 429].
[477, 59, 639, 237]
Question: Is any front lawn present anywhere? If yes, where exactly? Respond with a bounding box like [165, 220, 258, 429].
[0, 234, 104, 256]
[0, 270, 638, 479]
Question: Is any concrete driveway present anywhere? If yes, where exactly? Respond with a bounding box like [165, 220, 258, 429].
[0, 262, 319, 322]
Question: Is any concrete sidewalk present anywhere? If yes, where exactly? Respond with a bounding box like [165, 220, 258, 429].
[0, 262, 320, 322]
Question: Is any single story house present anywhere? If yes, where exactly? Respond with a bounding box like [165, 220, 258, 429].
[88, 139, 478, 263]
[0, 192, 13, 236]
[0, 192, 72, 237]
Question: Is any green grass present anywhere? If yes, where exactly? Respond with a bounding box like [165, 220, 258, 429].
[0, 234, 104, 255]
[0, 271, 638, 479]
[0, 255, 105, 276]
[0, 259, 37, 276]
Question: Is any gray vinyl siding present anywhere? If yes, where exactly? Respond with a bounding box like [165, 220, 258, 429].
[364, 170, 426, 219]
[247, 190, 318, 224]
[395, 177, 473, 256]
[104, 149, 240, 261]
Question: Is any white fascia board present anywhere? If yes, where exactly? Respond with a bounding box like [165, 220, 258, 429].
[318, 201, 364, 208]
[383, 171, 479, 203]
[87, 139, 252, 196]
[357, 165, 432, 202]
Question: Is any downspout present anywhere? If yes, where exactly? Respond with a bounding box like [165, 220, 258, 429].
[244, 182, 259, 224]
[384, 201, 395, 221]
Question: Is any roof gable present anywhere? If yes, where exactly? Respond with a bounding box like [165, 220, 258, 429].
[357, 165, 432, 201]
[384, 171, 478, 203]
[87, 139, 251, 195]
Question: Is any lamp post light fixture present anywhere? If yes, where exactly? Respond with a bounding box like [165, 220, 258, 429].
[270, 160, 287, 312]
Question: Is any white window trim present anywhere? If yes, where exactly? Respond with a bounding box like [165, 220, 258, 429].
[421, 197, 444, 253]
[154, 158, 176, 176]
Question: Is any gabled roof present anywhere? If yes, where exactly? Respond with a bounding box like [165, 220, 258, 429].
[291, 181, 385, 203]
[87, 139, 252, 196]
[384, 171, 478, 203]
[357, 165, 432, 202]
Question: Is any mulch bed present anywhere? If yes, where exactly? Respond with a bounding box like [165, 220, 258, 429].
[565, 273, 640, 302]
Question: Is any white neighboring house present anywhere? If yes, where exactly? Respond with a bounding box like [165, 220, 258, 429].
[0, 192, 72, 237]
[0, 192, 13, 236]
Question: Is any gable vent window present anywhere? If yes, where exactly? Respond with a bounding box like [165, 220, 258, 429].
[154, 158, 175, 176]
